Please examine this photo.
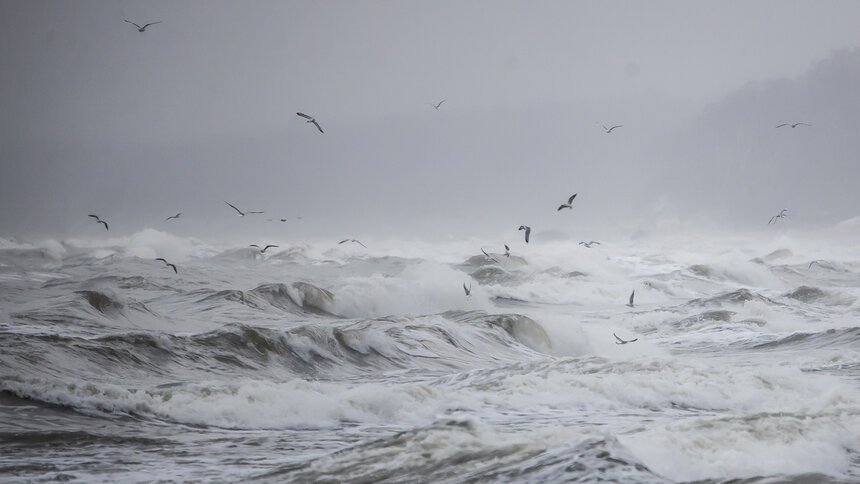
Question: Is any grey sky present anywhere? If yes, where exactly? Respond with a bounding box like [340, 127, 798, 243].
[2, 1, 860, 240]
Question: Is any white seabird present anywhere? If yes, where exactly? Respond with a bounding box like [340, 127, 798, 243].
[768, 208, 788, 225]
[481, 248, 498, 263]
[518, 225, 531, 244]
[557, 193, 578, 211]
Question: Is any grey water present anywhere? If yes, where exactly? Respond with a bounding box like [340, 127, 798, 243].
[0, 230, 859, 483]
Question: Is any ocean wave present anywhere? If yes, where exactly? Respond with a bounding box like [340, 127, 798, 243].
[686, 288, 779, 307]
[258, 419, 665, 483]
[0, 374, 442, 430]
[0, 311, 556, 385]
[753, 327, 860, 351]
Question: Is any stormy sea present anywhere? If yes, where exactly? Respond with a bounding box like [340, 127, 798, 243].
[1, 228, 858, 483]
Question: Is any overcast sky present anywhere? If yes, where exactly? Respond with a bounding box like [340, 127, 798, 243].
[2, 1, 860, 241]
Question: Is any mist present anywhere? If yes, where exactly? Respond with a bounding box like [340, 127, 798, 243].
[2, 1, 860, 241]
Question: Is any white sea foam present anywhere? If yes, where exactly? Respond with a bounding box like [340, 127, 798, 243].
[2, 229, 858, 482]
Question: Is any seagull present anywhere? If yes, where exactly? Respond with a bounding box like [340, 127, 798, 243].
[557, 193, 578, 211]
[808, 260, 828, 270]
[155, 258, 177, 274]
[339, 239, 367, 248]
[626, 290, 635, 308]
[602, 124, 623, 133]
[775, 122, 811, 129]
[481, 248, 498, 263]
[614, 333, 638, 345]
[250, 244, 279, 253]
[88, 214, 109, 231]
[579, 241, 600, 248]
[123, 20, 162, 32]
[225, 201, 263, 217]
[297, 112, 324, 133]
[164, 213, 182, 222]
[428, 99, 446, 110]
[504, 244, 510, 257]
[463, 282, 472, 296]
[768, 208, 788, 225]
[518, 225, 531, 244]
[267, 216, 303, 222]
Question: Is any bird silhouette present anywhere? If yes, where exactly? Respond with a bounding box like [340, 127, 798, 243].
[88, 214, 109, 231]
[338, 239, 367, 248]
[225, 201, 263, 217]
[297, 112, 324, 133]
[123, 20, 162, 32]
[481, 249, 498, 263]
[768, 208, 788, 225]
[518, 225, 531, 243]
[155, 258, 177, 274]
[557, 193, 578, 211]
[614, 333, 638, 345]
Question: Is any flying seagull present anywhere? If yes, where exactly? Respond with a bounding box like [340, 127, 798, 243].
[224, 201, 263, 217]
[250, 244, 279, 253]
[297, 112, 324, 133]
[557, 193, 578, 211]
[775, 122, 811, 129]
[428, 99, 446, 110]
[579, 241, 600, 248]
[463, 282, 472, 296]
[155, 258, 177, 274]
[626, 290, 635, 308]
[481, 248, 498, 263]
[614, 333, 638, 345]
[504, 244, 510, 257]
[267, 216, 302, 222]
[88, 214, 109, 231]
[602, 124, 623, 133]
[768, 208, 788, 225]
[518, 225, 531, 244]
[164, 213, 182, 222]
[339, 239, 367, 248]
[124, 20, 162, 32]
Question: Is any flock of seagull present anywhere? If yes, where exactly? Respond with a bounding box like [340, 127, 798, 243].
[449, 187, 648, 343]
[96, 19, 815, 345]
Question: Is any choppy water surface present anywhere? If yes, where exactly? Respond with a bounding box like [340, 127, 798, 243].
[1, 229, 858, 483]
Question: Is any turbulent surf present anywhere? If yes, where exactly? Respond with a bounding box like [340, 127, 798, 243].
[1, 229, 858, 482]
